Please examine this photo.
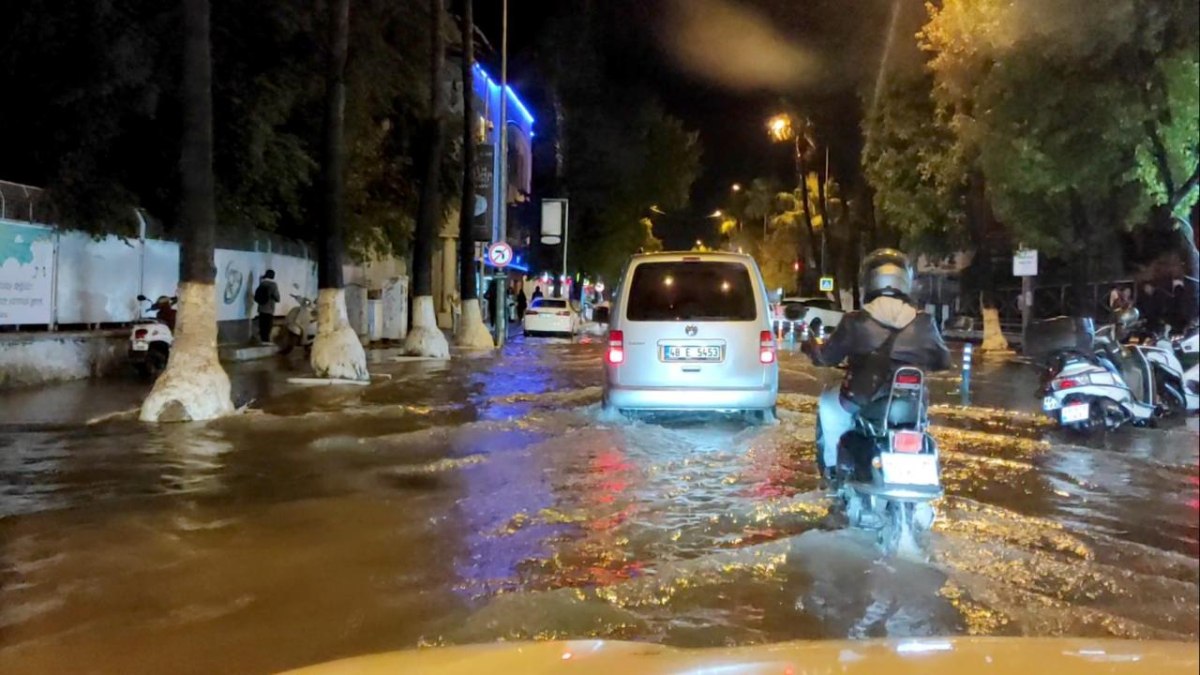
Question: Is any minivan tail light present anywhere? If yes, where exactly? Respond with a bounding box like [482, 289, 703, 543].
[607, 330, 625, 365]
[759, 330, 776, 364]
[134, 329, 148, 339]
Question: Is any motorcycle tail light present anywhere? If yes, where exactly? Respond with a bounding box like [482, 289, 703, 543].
[892, 430, 924, 454]
[1053, 377, 1080, 390]
[607, 330, 624, 365]
[895, 372, 922, 385]
[134, 329, 148, 339]
[759, 330, 776, 364]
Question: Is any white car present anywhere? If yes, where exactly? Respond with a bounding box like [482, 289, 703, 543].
[523, 297, 578, 337]
[774, 296, 844, 339]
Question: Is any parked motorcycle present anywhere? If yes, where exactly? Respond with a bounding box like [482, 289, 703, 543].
[129, 294, 176, 378]
[833, 366, 942, 555]
[1161, 325, 1199, 411]
[281, 294, 317, 355]
[1034, 315, 1194, 431]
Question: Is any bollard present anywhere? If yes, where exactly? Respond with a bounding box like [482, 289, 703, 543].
[788, 321, 796, 351]
[960, 342, 973, 405]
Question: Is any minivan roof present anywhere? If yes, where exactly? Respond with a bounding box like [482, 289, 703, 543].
[627, 251, 757, 264]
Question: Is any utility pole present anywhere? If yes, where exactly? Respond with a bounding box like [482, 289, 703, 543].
[494, 0, 509, 346]
[821, 145, 829, 277]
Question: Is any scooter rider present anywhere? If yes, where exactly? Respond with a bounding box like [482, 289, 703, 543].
[802, 249, 952, 483]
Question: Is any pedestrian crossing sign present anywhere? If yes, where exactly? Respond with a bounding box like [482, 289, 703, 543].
[819, 276, 835, 292]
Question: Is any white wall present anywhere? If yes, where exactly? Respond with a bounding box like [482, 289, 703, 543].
[2, 219, 403, 327]
[56, 231, 143, 323]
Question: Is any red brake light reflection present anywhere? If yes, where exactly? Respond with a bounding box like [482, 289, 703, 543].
[895, 373, 922, 385]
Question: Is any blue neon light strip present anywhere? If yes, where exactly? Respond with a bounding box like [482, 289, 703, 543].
[473, 64, 535, 127]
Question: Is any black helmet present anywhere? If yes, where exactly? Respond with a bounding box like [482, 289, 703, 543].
[860, 248, 913, 301]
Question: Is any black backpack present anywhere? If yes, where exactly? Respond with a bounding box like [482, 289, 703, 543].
[844, 327, 901, 405]
[254, 282, 270, 305]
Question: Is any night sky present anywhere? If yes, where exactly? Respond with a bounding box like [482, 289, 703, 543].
[472, 0, 913, 248]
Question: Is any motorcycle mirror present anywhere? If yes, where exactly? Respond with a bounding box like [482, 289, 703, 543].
[137, 294, 147, 302]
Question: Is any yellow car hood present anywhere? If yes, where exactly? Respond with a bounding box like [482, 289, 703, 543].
[282, 637, 1198, 674]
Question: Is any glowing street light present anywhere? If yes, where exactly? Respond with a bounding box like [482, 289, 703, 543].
[709, 209, 723, 218]
[767, 113, 794, 142]
[731, 183, 742, 192]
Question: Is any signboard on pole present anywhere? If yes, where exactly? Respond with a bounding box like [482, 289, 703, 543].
[0, 220, 54, 325]
[541, 198, 567, 245]
[472, 144, 495, 242]
[487, 242, 513, 268]
[1013, 249, 1038, 276]
[819, 276, 835, 292]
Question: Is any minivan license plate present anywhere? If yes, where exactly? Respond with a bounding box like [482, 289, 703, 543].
[663, 345, 721, 362]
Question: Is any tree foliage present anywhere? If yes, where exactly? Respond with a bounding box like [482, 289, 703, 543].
[862, 0, 1198, 282]
[541, 4, 702, 281]
[0, 0, 450, 260]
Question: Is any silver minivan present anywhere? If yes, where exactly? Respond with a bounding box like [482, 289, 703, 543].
[602, 251, 779, 419]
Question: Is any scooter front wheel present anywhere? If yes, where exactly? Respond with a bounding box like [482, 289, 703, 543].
[279, 330, 298, 355]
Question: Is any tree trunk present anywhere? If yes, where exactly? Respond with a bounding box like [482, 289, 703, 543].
[140, 0, 234, 422]
[965, 172, 1009, 353]
[404, 0, 450, 358]
[454, 0, 492, 348]
[310, 0, 368, 381]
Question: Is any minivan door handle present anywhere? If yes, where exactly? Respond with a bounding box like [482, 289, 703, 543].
[682, 367, 701, 373]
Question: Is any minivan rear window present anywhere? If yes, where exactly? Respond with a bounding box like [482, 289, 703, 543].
[626, 261, 756, 321]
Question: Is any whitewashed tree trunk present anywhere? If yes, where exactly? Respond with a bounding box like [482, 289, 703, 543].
[455, 298, 494, 349]
[980, 306, 1010, 352]
[404, 295, 450, 357]
[311, 288, 369, 380]
[140, 282, 234, 422]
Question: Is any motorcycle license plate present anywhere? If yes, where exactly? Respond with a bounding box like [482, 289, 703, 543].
[132, 340, 149, 352]
[879, 452, 939, 486]
[1061, 402, 1090, 423]
[1042, 396, 1061, 411]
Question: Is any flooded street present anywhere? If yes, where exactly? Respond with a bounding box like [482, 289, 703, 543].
[1, 340, 1197, 674]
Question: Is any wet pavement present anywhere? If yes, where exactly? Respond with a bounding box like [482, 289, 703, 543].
[1, 339, 1197, 674]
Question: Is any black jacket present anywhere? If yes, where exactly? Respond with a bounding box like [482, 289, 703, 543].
[808, 296, 952, 402]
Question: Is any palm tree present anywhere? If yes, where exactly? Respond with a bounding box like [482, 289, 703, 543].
[404, 0, 451, 357]
[310, 0, 369, 381]
[454, 0, 493, 348]
[140, 0, 234, 422]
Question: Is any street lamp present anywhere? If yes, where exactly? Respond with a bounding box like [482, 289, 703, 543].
[767, 113, 794, 143]
[731, 183, 742, 192]
[709, 209, 723, 218]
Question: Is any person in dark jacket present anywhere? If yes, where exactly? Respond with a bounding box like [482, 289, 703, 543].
[253, 270, 280, 343]
[804, 249, 952, 480]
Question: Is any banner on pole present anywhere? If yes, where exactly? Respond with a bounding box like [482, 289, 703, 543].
[541, 199, 567, 245]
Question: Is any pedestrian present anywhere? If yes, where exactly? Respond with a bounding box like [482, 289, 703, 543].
[517, 287, 527, 318]
[253, 269, 280, 344]
[1107, 285, 1123, 312]
[1170, 278, 1195, 332]
[1140, 282, 1163, 334]
[531, 285, 543, 303]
